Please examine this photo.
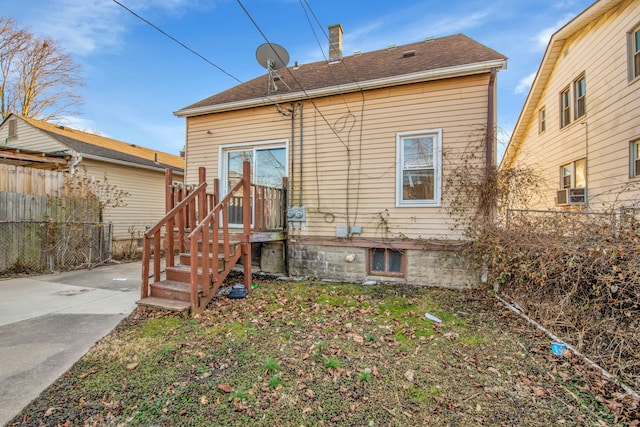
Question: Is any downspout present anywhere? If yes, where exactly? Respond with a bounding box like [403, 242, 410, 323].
[298, 101, 303, 206]
[486, 68, 497, 174]
[71, 154, 82, 174]
[485, 68, 497, 223]
[582, 121, 589, 208]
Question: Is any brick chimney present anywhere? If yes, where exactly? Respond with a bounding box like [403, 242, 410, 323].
[328, 24, 343, 62]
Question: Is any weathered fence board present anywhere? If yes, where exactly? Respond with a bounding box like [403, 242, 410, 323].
[0, 164, 66, 196]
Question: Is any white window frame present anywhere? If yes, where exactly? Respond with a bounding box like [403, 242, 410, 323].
[219, 139, 288, 190]
[631, 139, 640, 179]
[218, 139, 288, 227]
[396, 129, 442, 207]
[560, 158, 586, 189]
[573, 74, 586, 119]
[560, 86, 571, 128]
[538, 107, 546, 134]
[628, 24, 640, 82]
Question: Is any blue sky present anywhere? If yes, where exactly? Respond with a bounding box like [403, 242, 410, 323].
[4, 0, 594, 158]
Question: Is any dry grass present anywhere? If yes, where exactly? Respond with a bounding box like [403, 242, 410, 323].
[9, 279, 638, 426]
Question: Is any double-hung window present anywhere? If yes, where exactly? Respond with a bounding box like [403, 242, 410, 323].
[631, 140, 640, 178]
[538, 107, 546, 134]
[396, 129, 442, 207]
[560, 87, 571, 128]
[573, 75, 586, 119]
[629, 25, 640, 81]
[560, 158, 586, 189]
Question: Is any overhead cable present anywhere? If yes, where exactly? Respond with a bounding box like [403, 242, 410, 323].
[111, 0, 242, 84]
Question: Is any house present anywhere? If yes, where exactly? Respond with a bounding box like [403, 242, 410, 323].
[501, 0, 640, 211]
[0, 113, 184, 255]
[172, 28, 507, 288]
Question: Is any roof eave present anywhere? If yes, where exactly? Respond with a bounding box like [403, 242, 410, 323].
[174, 59, 507, 118]
[80, 153, 184, 175]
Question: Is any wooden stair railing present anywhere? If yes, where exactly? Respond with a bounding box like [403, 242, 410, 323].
[140, 162, 252, 314]
[186, 161, 252, 313]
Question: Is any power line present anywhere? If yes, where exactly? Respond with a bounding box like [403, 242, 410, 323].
[111, 0, 243, 84]
[236, 0, 350, 151]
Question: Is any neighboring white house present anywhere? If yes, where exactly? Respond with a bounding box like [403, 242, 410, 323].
[0, 113, 185, 254]
[501, 0, 640, 211]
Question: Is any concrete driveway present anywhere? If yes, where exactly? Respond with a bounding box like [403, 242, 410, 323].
[0, 261, 141, 425]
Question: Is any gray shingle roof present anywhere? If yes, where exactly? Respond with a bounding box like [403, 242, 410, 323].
[177, 33, 507, 114]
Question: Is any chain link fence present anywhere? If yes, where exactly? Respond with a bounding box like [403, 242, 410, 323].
[0, 220, 113, 276]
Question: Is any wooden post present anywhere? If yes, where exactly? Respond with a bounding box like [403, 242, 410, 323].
[165, 169, 174, 268]
[242, 161, 252, 292]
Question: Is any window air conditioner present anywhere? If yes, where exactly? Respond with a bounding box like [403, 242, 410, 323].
[557, 188, 586, 205]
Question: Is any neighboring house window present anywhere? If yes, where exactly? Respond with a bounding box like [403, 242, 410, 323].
[560, 87, 571, 128]
[573, 75, 586, 119]
[396, 129, 442, 207]
[7, 119, 16, 139]
[629, 24, 640, 81]
[369, 248, 404, 277]
[538, 107, 546, 133]
[560, 158, 586, 188]
[631, 139, 640, 178]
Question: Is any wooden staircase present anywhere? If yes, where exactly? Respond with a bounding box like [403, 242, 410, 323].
[137, 162, 253, 315]
[138, 242, 242, 312]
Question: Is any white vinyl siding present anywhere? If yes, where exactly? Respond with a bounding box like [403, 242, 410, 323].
[185, 74, 492, 240]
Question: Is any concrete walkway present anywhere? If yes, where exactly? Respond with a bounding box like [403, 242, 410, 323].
[0, 261, 141, 425]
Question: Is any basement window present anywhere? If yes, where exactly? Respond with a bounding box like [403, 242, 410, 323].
[369, 248, 404, 277]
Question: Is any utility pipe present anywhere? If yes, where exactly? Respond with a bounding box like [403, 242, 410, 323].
[298, 101, 303, 206]
[486, 68, 497, 174]
[290, 102, 295, 206]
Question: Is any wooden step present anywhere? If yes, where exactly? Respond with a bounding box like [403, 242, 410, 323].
[150, 280, 196, 302]
[136, 296, 191, 313]
[166, 264, 213, 284]
[179, 252, 230, 268]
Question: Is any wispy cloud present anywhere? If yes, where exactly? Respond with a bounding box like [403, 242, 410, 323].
[20, 0, 212, 56]
[515, 71, 537, 95]
[342, 5, 493, 56]
[532, 13, 576, 50]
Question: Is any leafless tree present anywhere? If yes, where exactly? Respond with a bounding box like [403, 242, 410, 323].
[0, 17, 83, 121]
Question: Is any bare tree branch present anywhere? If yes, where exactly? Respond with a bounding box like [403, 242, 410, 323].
[0, 17, 83, 121]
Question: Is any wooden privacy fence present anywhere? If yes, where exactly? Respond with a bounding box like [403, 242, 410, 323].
[0, 164, 109, 274]
[0, 164, 66, 196]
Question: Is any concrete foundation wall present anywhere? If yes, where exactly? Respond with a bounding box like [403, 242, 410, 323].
[288, 243, 476, 289]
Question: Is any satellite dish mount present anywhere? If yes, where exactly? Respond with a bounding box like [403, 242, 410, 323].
[256, 43, 290, 94]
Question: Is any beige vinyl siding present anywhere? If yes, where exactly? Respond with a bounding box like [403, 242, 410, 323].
[510, 0, 640, 209]
[81, 159, 176, 239]
[185, 73, 492, 240]
[0, 118, 68, 153]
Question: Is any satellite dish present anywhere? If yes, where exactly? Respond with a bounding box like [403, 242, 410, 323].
[256, 43, 290, 71]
